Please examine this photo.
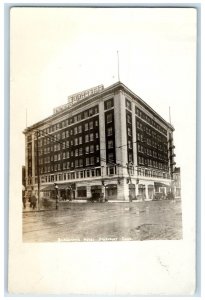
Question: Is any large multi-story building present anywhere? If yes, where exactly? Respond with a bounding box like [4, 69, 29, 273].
[23, 81, 176, 202]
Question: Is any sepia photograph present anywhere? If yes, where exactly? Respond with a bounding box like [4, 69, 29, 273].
[8, 5, 197, 295]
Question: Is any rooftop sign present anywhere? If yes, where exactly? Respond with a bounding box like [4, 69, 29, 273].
[53, 84, 104, 114]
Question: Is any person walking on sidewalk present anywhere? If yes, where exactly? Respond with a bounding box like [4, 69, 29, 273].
[30, 194, 37, 209]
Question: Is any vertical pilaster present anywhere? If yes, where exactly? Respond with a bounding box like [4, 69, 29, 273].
[99, 101, 106, 177]
[131, 101, 137, 176]
[114, 90, 127, 176]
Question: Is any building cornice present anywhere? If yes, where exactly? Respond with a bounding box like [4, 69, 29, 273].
[23, 81, 174, 134]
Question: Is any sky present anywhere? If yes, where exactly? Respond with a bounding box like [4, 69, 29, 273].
[10, 7, 197, 168]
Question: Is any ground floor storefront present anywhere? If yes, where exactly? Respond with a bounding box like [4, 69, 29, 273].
[35, 176, 173, 202]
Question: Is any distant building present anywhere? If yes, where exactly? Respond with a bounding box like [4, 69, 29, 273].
[23, 82, 176, 202]
[172, 167, 181, 198]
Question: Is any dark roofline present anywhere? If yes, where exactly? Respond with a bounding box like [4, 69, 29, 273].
[23, 81, 174, 133]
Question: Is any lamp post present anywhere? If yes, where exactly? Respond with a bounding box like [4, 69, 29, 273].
[54, 183, 59, 210]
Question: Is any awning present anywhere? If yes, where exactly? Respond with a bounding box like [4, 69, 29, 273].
[154, 182, 170, 188]
[41, 184, 72, 191]
[41, 185, 56, 191]
[91, 185, 102, 190]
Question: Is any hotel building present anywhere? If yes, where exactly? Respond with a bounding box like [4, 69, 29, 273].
[23, 82, 176, 201]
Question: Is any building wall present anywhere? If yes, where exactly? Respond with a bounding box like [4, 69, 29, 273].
[24, 83, 176, 201]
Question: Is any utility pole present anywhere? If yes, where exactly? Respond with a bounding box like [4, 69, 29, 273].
[36, 130, 40, 211]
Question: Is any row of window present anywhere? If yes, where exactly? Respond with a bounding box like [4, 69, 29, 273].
[137, 168, 170, 179]
[136, 120, 167, 142]
[39, 145, 100, 164]
[39, 156, 100, 174]
[136, 133, 167, 152]
[135, 107, 167, 136]
[37, 120, 99, 147]
[138, 156, 168, 170]
[138, 145, 168, 160]
[40, 167, 102, 183]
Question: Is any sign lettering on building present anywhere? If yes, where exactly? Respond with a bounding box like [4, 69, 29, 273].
[53, 85, 104, 114]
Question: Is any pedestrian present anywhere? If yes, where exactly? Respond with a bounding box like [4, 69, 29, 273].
[30, 194, 37, 209]
[22, 192, 26, 209]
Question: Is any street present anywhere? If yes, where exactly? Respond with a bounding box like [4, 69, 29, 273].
[23, 200, 182, 242]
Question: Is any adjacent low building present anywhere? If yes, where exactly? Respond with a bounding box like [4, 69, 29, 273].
[23, 81, 177, 202]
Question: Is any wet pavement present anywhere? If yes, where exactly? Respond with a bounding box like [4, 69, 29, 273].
[22, 200, 182, 242]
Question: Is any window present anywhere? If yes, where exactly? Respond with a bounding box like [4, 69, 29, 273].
[85, 146, 89, 154]
[95, 132, 99, 138]
[79, 159, 83, 167]
[74, 137, 78, 145]
[90, 145, 94, 153]
[79, 136, 82, 144]
[128, 153, 133, 163]
[66, 130, 69, 138]
[90, 157, 94, 165]
[108, 152, 114, 162]
[107, 166, 115, 176]
[128, 127, 132, 136]
[74, 127, 78, 135]
[85, 134, 89, 143]
[108, 140, 114, 149]
[107, 127, 113, 136]
[90, 133, 94, 141]
[127, 114, 132, 124]
[126, 99, 131, 110]
[96, 144, 99, 151]
[96, 157, 100, 163]
[75, 160, 79, 167]
[89, 108, 93, 116]
[79, 148, 83, 155]
[86, 157, 89, 166]
[84, 111, 88, 118]
[77, 189, 87, 198]
[89, 121, 93, 129]
[96, 168, 101, 176]
[75, 149, 78, 157]
[128, 140, 132, 149]
[85, 123, 89, 131]
[78, 125, 82, 133]
[95, 120, 98, 126]
[106, 113, 112, 123]
[104, 98, 114, 110]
